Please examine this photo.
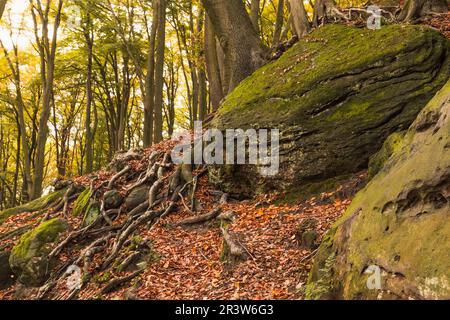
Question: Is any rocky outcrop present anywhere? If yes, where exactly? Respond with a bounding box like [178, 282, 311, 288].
[9, 218, 68, 287]
[211, 24, 449, 198]
[306, 81, 450, 300]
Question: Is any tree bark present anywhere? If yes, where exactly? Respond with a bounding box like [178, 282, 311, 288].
[143, 0, 158, 147]
[250, 0, 261, 34]
[399, 0, 448, 22]
[204, 15, 224, 111]
[31, 0, 64, 199]
[0, 41, 33, 199]
[201, 0, 269, 93]
[0, 0, 6, 21]
[153, 0, 166, 143]
[313, 0, 335, 27]
[272, 0, 285, 47]
[84, 6, 94, 174]
[289, 0, 311, 37]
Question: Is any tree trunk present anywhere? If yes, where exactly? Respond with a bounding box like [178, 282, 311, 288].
[289, 0, 311, 37]
[204, 15, 224, 111]
[143, 0, 158, 147]
[272, 0, 285, 47]
[0, 0, 6, 21]
[31, 0, 64, 199]
[313, 0, 336, 27]
[201, 0, 269, 93]
[0, 40, 34, 198]
[84, 9, 94, 174]
[153, 0, 166, 143]
[250, 0, 261, 34]
[399, 0, 448, 22]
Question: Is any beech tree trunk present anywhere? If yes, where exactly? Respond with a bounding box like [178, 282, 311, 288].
[250, 0, 261, 34]
[205, 15, 224, 111]
[272, 0, 285, 47]
[313, 0, 336, 27]
[201, 0, 269, 93]
[84, 6, 94, 174]
[31, 0, 64, 199]
[0, 0, 6, 21]
[0, 40, 33, 198]
[289, 0, 311, 37]
[153, 0, 166, 143]
[143, 0, 158, 147]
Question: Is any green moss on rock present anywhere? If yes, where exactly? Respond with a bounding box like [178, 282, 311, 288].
[307, 81, 450, 300]
[72, 188, 90, 217]
[211, 24, 449, 198]
[368, 131, 406, 178]
[9, 218, 68, 287]
[0, 189, 67, 223]
[82, 201, 100, 227]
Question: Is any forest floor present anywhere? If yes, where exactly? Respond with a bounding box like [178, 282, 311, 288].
[0, 138, 367, 300]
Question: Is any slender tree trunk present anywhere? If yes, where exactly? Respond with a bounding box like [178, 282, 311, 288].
[84, 9, 94, 173]
[250, 0, 261, 34]
[272, 0, 285, 47]
[143, 0, 158, 147]
[31, 0, 64, 199]
[201, 0, 269, 93]
[289, 0, 311, 37]
[204, 15, 224, 111]
[153, 0, 166, 143]
[12, 135, 20, 206]
[0, 38, 33, 199]
[0, 0, 6, 21]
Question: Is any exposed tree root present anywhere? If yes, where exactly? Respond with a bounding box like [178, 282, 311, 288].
[174, 208, 221, 227]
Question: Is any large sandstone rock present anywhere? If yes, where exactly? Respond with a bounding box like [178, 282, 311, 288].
[9, 218, 68, 287]
[210, 24, 449, 198]
[306, 81, 450, 300]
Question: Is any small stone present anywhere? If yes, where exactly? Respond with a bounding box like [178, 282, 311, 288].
[125, 186, 150, 211]
[104, 190, 123, 210]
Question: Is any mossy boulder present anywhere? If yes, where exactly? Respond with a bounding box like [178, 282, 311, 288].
[0, 189, 67, 223]
[9, 218, 68, 287]
[306, 81, 450, 300]
[211, 24, 450, 197]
